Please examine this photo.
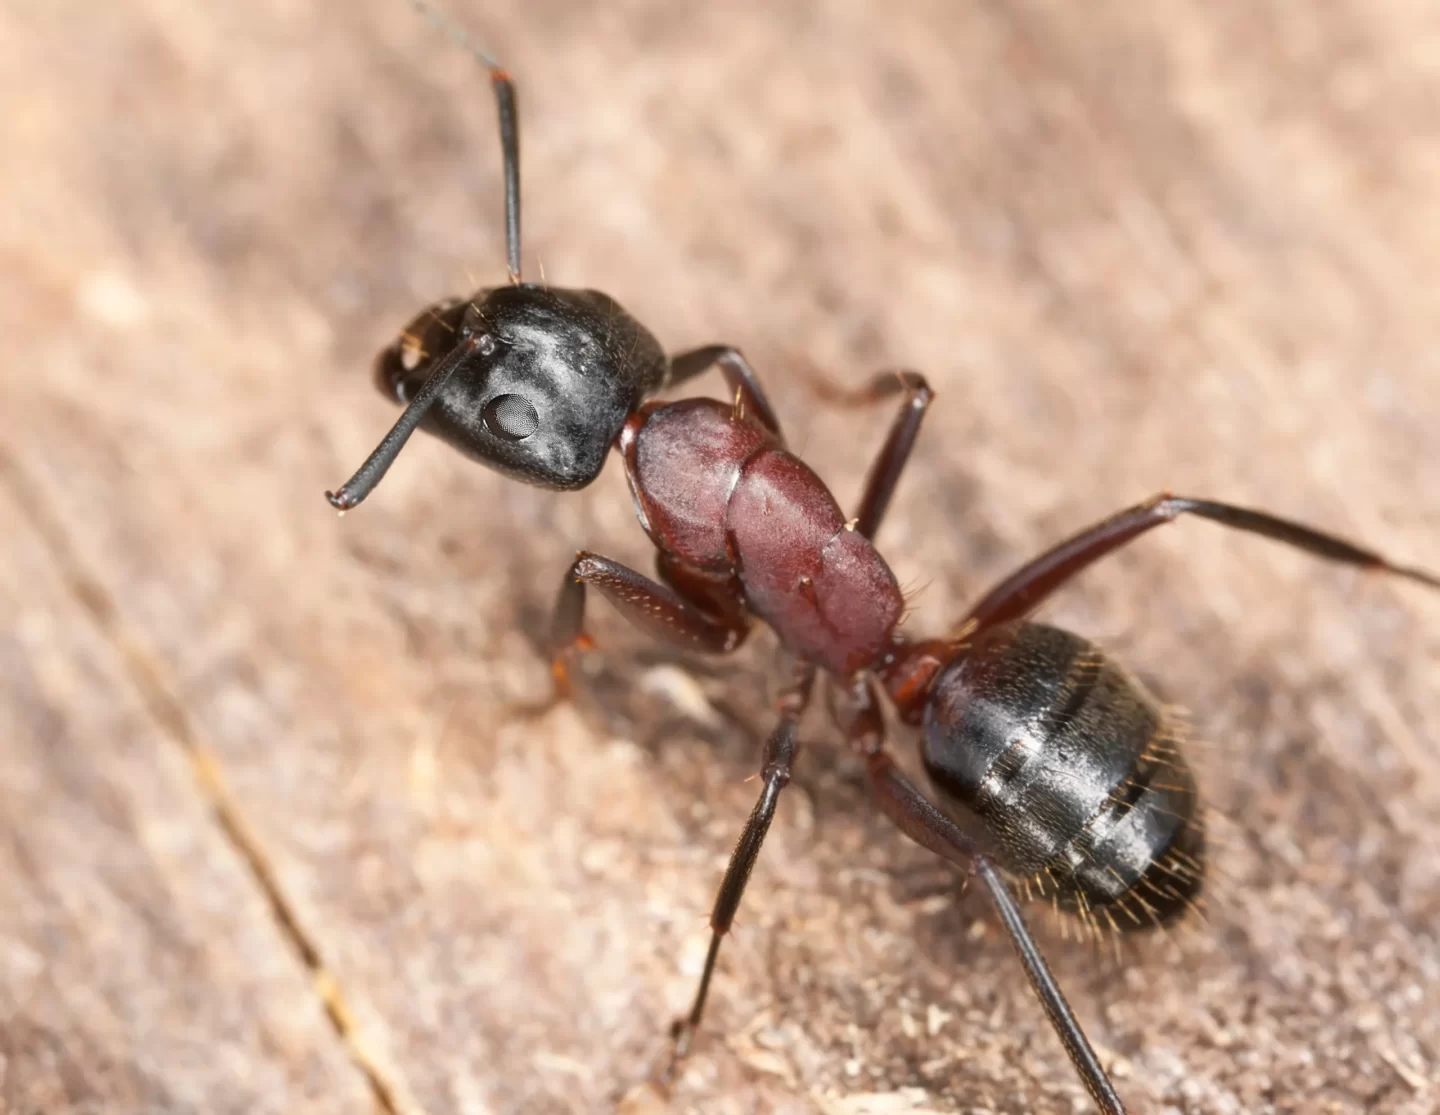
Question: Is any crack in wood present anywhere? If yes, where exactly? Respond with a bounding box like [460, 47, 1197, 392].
[0, 451, 409, 1115]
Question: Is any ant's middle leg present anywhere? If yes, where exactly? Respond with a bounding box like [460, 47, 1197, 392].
[667, 659, 816, 1074]
[838, 678, 1129, 1115]
[962, 492, 1440, 634]
[549, 551, 749, 690]
[811, 370, 934, 540]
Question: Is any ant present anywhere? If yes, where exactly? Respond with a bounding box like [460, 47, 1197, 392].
[326, 20, 1440, 1115]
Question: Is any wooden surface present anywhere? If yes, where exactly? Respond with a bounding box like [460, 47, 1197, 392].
[4, 2, 1439, 1113]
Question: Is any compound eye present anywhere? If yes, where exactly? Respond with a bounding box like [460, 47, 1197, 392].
[482, 394, 540, 442]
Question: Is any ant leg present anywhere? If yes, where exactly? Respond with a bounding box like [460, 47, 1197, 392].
[840, 678, 1128, 1115]
[964, 492, 1440, 632]
[655, 551, 749, 629]
[550, 552, 748, 689]
[667, 661, 816, 1073]
[812, 370, 933, 540]
[667, 346, 785, 442]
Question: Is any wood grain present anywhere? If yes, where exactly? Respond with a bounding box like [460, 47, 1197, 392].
[3, 1, 1439, 1113]
[0, 489, 376, 1113]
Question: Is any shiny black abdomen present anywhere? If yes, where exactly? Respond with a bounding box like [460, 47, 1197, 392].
[921, 622, 1204, 931]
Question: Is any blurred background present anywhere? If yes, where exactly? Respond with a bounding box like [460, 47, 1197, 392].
[3, 1, 1439, 1113]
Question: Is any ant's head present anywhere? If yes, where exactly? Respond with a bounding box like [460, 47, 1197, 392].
[371, 283, 665, 493]
[326, 30, 666, 510]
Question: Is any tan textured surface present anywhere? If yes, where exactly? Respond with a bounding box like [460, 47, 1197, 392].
[3, 1, 1440, 1113]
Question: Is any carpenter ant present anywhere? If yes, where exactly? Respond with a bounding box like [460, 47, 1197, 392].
[325, 23, 1440, 1115]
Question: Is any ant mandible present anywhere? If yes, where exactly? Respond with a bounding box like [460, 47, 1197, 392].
[326, 23, 1440, 1115]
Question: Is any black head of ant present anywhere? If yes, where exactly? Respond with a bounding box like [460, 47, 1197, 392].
[326, 16, 665, 508]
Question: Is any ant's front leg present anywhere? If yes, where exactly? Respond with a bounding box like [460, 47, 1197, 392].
[668, 346, 785, 442]
[549, 551, 750, 692]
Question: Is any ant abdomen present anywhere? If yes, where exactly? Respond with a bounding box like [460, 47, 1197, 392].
[922, 622, 1204, 932]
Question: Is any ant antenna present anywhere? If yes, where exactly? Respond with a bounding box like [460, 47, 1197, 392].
[324, 6, 526, 513]
[410, 1, 522, 283]
[325, 330, 489, 510]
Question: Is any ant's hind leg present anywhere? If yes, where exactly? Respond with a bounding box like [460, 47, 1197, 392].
[549, 551, 748, 693]
[962, 492, 1440, 633]
[840, 677, 1129, 1115]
